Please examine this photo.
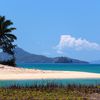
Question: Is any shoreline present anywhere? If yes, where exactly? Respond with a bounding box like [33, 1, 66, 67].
[0, 64, 100, 80]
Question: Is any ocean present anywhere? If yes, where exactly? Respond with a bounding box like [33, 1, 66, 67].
[0, 63, 100, 87]
[18, 63, 100, 73]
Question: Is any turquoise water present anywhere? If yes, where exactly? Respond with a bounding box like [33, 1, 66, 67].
[18, 63, 100, 73]
[0, 79, 100, 87]
[0, 64, 100, 87]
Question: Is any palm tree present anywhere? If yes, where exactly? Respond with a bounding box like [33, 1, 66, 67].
[0, 16, 17, 66]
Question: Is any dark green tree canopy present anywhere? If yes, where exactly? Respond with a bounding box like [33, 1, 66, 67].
[0, 16, 17, 55]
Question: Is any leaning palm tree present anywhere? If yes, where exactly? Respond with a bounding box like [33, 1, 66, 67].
[0, 16, 17, 66]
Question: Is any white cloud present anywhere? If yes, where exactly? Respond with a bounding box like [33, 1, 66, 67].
[56, 35, 100, 53]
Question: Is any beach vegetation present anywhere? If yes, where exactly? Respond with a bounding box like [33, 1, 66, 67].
[0, 83, 99, 100]
[0, 16, 17, 66]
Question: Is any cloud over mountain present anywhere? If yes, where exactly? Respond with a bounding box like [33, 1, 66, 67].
[56, 35, 100, 53]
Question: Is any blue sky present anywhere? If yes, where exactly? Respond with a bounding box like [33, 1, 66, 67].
[0, 0, 100, 61]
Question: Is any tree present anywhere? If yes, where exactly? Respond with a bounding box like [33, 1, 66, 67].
[0, 16, 17, 66]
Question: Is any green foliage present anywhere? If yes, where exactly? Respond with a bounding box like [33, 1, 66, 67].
[0, 59, 16, 66]
[0, 84, 99, 100]
[0, 16, 17, 66]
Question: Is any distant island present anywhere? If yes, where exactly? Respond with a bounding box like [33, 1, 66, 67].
[0, 47, 89, 64]
[90, 60, 100, 64]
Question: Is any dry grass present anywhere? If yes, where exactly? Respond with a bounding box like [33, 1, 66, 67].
[0, 84, 99, 100]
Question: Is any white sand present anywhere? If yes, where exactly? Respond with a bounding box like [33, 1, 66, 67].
[0, 64, 100, 80]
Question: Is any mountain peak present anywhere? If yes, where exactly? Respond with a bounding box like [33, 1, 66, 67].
[0, 47, 88, 64]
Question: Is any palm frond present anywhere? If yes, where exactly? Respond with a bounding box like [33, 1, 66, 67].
[3, 20, 13, 28]
[0, 16, 5, 23]
[0, 15, 17, 62]
[4, 27, 16, 33]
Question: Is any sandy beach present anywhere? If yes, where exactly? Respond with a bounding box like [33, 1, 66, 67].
[0, 64, 100, 80]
